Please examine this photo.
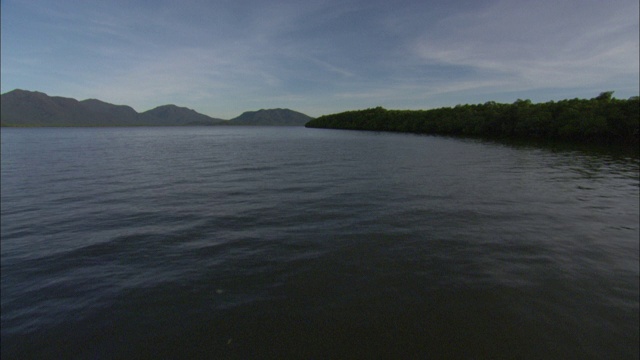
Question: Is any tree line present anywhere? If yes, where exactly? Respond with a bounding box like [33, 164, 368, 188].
[305, 92, 639, 147]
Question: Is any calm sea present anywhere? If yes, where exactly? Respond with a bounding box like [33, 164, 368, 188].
[1, 126, 638, 359]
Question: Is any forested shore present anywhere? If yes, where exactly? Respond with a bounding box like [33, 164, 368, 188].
[306, 92, 639, 149]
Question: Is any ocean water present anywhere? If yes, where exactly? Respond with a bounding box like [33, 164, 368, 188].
[1, 126, 638, 359]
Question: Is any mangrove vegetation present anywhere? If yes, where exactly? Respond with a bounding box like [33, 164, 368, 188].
[306, 92, 639, 148]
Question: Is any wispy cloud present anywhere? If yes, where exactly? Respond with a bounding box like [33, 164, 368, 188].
[411, 0, 639, 90]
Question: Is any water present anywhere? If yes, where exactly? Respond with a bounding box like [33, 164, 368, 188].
[1, 126, 638, 359]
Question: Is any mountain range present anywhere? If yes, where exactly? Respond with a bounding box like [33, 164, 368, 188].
[0, 89, 313, 127]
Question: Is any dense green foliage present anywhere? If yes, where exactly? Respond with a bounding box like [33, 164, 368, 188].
[306, 93, 639, 147]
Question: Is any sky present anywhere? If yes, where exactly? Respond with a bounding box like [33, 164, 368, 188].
[1, 0, 638, 119]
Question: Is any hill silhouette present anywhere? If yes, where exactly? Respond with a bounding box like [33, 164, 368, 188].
[0, 89, 224, 126]
[1, 89, 315, 127]
[228, 108, 312, 126]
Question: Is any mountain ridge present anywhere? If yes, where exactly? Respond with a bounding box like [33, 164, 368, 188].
[228, 108, 312, 126]
[0, 89, 312, 127]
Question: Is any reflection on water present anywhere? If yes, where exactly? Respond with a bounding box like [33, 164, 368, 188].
[1, 127, 638, 359]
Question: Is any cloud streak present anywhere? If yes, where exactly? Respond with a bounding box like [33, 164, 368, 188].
[411, 0, 639, 90]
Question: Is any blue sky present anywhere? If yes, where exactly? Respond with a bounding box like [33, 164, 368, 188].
[1, 0, 638, 119]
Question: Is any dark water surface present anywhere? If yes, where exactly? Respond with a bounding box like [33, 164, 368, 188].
[2, 127, 638, 359]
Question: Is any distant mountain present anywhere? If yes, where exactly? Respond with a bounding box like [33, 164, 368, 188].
[228, 108, 313, 126]
[1, 89, 92, 126]
[79, 99, 140, 125]
[0, 89, 224, 126]
[139, 105, 225, 126]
